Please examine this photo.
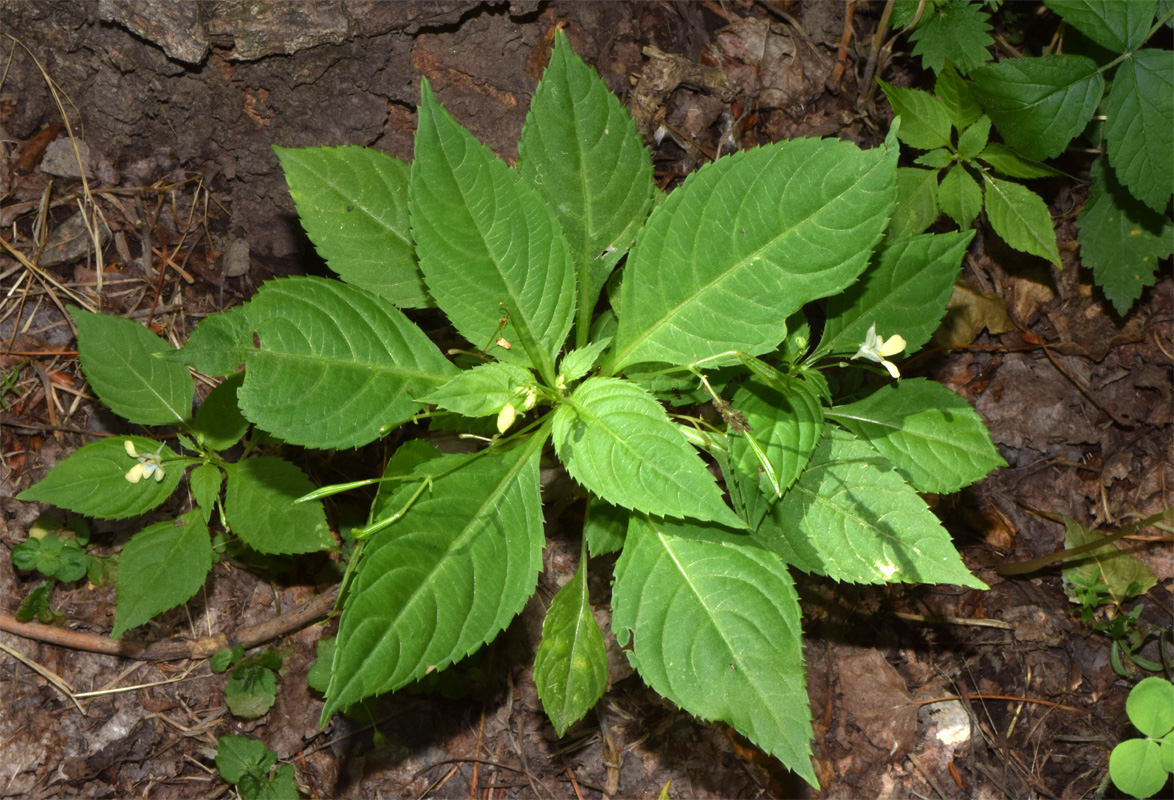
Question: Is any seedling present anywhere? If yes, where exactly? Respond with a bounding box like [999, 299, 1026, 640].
[213, 735, 300, 800]
[1109, 677, 1174, 799]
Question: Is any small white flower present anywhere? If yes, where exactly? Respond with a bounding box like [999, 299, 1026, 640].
[124, 439, 165, 484]
[852, 323, 907, 379]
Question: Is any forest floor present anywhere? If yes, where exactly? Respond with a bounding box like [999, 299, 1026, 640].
[2, 2, 1171, 799]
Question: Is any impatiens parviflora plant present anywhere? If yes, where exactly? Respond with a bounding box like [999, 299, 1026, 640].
[16, 309, 336, 638]
[39, 34, 1002, 787]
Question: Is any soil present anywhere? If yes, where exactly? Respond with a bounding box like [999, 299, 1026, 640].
[2, 2, 1171, 799]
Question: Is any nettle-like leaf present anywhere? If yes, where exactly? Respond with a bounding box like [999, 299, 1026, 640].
[218, 276, 457, 449]
[957, 116, 991, 161]
[969, 55, 1104, 161]
[223, 457, 333, 554]
[411, 79, 576, 384]
[1103, 48, 1174, 214]
[936, 62, 983, 130]
[939, 165, 983, 229]
[729, 376, 824, 499]
[70, 307, 193, 426]
[274, 145, 429, 307]
[189, 464, 222, 524]
[982, 174, 1062, 266]
[820, 230, 974, 359]
[192, 372, 248, 451]
[755, 427, 986, 589]
[533, 543, 609, 737]
[1077, 158, 1174, 314]
[518, 31, 654, 343]
[613, 516, 815, 788]
[420, 362, 535, 418]
[906, 0, 994, 75]
[17, 436, 184, 520]
[608, 137, 896, 372]
[1046, 0, 1157, 52]
[113, 509, 213, 638]
[879, 82, 953, 150]
[553, 377, 744, 528]
[826, 378, 1006, 493]
[324, 440, 545, 719]
[558, 338, 612, 386]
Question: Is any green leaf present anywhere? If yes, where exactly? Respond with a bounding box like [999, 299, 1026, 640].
[978, 143, 1065, 179]
[612, 516, 815, 788]
[1128, 677, 1174, 739]
[420, 362, 535, 418]
[553, 377, 744, 528]
[11, 534, 88, 582]
[983, 174, 1062, 265]
[189, 464, 222, 524]
[1104, 49, 1174, 213]
[729, 377, 824, 499]
[879, 82, 954, 151]
[1077, 157, 1174, 314]
[306, 636, 335, 693]
[1110, 738, 1168, 799]
[969, 55, 1103, 161]
[939, 164, 983, 228]
[70, 308, 193, 426]
[558, 338, 612, 386]
[936, 61, 983, 130]
[957, 115, 991, 160]
[274, 145, 429, 307]
[584, 496, 627, 557]
[820, 231, 974, 359]
[113, 510, 213, 638]
[226, 662, 280, 719]
[826, 378, 1006, 493]
[193, 372, 248, 451]
[914, 149, 954, 169]
[888, 167, 940, 237]
[162, 305, 253, 377]
[1060, 515, 1158, 606]
[1046, 1, 1157, 51]
[608, 137, 895, 371]
[534, 542, 608, 737]
[907, 1, 994, 74]
[216, 735, 276, 785]
[519, 31, 654, 344]
[324, 441, 545, 719]
[17, 436, 183, 520]
[755, 427, 986, 588]
[224, 457, 333, 554]
[260, 765, 299, 800]
[232, 277, 458, 449]
[411, 79, 575, 384]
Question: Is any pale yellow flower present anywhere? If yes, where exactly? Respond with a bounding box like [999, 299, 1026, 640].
[852, 323, 907, 379]
[124, 439, 165, 484]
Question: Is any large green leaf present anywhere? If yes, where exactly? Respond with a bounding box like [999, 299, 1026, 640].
[756, 427, 986, 588]
[533, 541, 608, 737]
[518, 31, 654, 345]
[231, 277, 457, 449]
[612, 516, 815, 788]
[324, 440, 545, 719]
[878, 82, 953, 151]
[223, 457, 334, 554]
[70, 308, 193, 426]
[411, 79, 576, 384]
[826, 378, 1006, 493]
[113, 509, 213, 638]
[553, 377, 744, 528]
[969, 55, 1103, 161]
[607, 137, 896, 372]
[819, 231, 973, 359]
[1104, 49, 1174, 213]
[1077, 158, 1174, 314]
[17, 436, 183, 520]
[1046, 0, 1157, 51]
[729, 376, 824, 499]
[983, 174, 1062, 265]
[274, 146, 429, 307]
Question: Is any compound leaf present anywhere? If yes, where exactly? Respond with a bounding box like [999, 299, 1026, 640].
[756, 427, 986, 589]
[223, 457, 334, 554]
[936, 61, 983, 129]
[113, 510, 212, 638]
[609, 137, 895, 372]
[1104, 49, 1174, 213]
[70, 307, 193, 426]
[907, 0, 994, 74]
[983, 174, 1062, 265]
[970, 55, 1103, 161]
[1077, 157, 1174, 314]
[17, 436, 183, 520]
[324, 441, 545, 719]
[826, 378, 1006, 493]
[938, 164, 983, 228]
[613, 516, 815, 788]
[412, 79, 575, 384]
[553, 377, 744, 528]
[879, 82, 953, 150]
[274, 145, 429, 307]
